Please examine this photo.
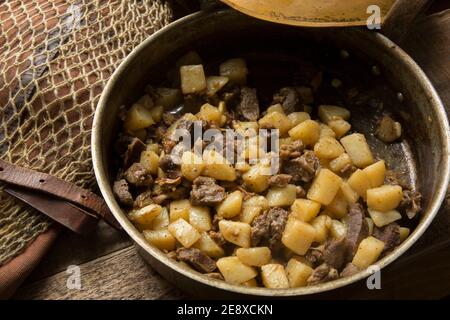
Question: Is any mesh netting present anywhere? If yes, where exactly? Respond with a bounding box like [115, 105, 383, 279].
[0, 0, 173, 265]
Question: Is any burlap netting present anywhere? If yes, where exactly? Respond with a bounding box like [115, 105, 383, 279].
[0, 0, 173, 265]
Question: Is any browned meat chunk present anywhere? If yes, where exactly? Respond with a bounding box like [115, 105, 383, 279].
[209, 230, 227, 247]
[268, 174, 292, 188]
[340, 163, 357, 177]
[296, 185, 306, 198]
[156, 176, 182, 189]
[307, 264, 339, 285]
[251, 207, 289, 251]
[375, 115, 402, 143]
[124, 163, 153, 187]
[123, 137, 146, 168]
[373, 223, 400, 254]
[134, 190, 153, 208]
[206, 272, 224, 281]
[176, 248, 216, 273]
[282, 150, 320, 183]
[273, 87, 299, 114]
[279, 140, 304, 160]
[399, 190, 422, 219]
[190, 176, 226, 206]
[346, 203, 369, 260]
[113, 179, 133, 206]
[237, 87, 260, 121]
[323, 238, 348, 270]
[340, 263, 361, 277]
[304, 246, 324, 268]
[159, 155, 181, 179]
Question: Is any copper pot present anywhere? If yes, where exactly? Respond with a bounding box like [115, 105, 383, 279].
[92, 9, 450, 297]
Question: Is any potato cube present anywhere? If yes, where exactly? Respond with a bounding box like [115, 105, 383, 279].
[399, 227, 410, 242]
[152, 87, 182, 108]
[219, 58, 248, 85]
[282, 218, 316, 255]
[285, 259, 314, 288]
[143, 229, 176, 251]
[180, 65, 207, 94]
[266, 104, 285, 114]
[140, 150, 160, 175]
[340, 181, 360, 204]
[202, 149, 236, 181]
[239, 196, 269, 224]
[181, 151, 205, 181]
[258, 110, 292, 136]
[219, 220, 251, 248]
[290, 199, 321, 222]
[266, 184, 297, 207]
[169, 199, 191, 222]
[244, 195, 269, 209]
[325, 191, 348, 219]
[288, 112, 310, 127]
[330, 219, 347, 239]
[352, 236, 385, 269]
[367, 185, 403, 211]
[189, 206, 212, 232]
[241, 278, 258, 287]
[193, 232, 225, 258]
[128, 204, 162, 230]
[236, 247, 272, 267]
[314, 137, 345, 159]
[233, 121, 259, 135]
[363, 160, 386, 188]
[197, 103, 223, 125]
[329, 153, 352, 173]
[152, 207, 169, 230]
[124, 103, 155, 132]
[307, 169, 343, 205]
[217, 256, 257, 284]
[368, 209, 402, 228]
[288, 119, 320, 146]
[206, 76, 229, 96]
[261, 264, 290, 289]
[242, 163, 270, 193]
[311, 215, 332, 243]
[168, 218, 201, 248]
[348, 169, 371, 199]
[149, 105, 164, 123]
[319, 124, 336, 138]
[217, 191, 243, 218]
[318, 105, 350, 124]
[328, 118, 351, 138]
[340, 133, 374, 168]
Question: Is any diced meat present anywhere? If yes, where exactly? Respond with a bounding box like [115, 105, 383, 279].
[159, 155, 181, 179]
[123, 137, 146, 168]
[209, 230, 227, 247]
[156, 176, 182, 189]
[373, 223, 400, 254]
[304, 246, 324, 268]
[134, 190, 153, 208]
[375, 115, 402, 143]
[282, 150, 320, 183]
[340, 163, 357, 177]
[346, 203, 369, 260]
[340, 263, 361, 277]
[399, 190, 422, 219]
[268, 174, 292, 188]
[124, 163, 153, 187]
[323, 238, 348, 270]
[206, 272, 224, 281]
[251, 207, 289, 251]
[176, 248, 217, 273]
[221, 86, 240, 108]
[279, 140, 304, 160]
[152, 194, 169, 205]
[273, 87, 299, 114]
[307, 264, 339, 285]
[237, 87, 260, 121]
[113, 179, 133, 206]
[296, 185, 306, 198]
[190, 176, 226, 206]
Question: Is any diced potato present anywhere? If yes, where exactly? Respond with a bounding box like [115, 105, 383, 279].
[366, 217, 374, 235]
[235, 161, 251, 173]
[152, 88, 182, 108]
[340, 181, 360, 204]
[239, 196, 269, 224]
[169, 199, 191, 222]
[363, 160, 386, 188]
[242, 163, 270, 193]
[340, 133, 374, 168]
[329, 153, 352, 173]
[367, 185, 403, 212]
[288, 112, 311, 127]
[325, 191, 348, 219]
[217, 191, 243, 218]
[328, 118, 351, 138]
[240, 135, 265, 160]
[189, 206, 212, 232]
[319, 123, 336, 138]
[181, 151, 205, 181]
[128, 204, 162, 231]
[236, 247, 272, 267]
[288, 119, 320, 146]
[202, 149, 237, 181]
[368, 209, 402, 228]
[258, 110, 292, 136]
[352, 236, 385, 269]
[318, 105, 350, 124]
[219, 58, 248, 85]
[290, 199, 321, 222]
[168, 218, 201, 248]
[197, 103, 223, 125]
[149, 105, 164, 123]
[266, 184, 297, 207]
[267, 104, 285, 114]
[279, 137, 293, 146]
[140, 150, 160, 175]
[216, 256, 257, 284]
[307, 169, 343, 205]
[311, 215, 332, 243]
[285, 259, 314, 288]
[261, 264, 290, 289]
[282, 218, 316, 255]
[180, 64, 207, 94]
[399, 227, 410, 242]
[241, 278, 258, 287]
[219, 220, 251, 248]
[136, 94, 154, 109]
[206, 76, 229, 96]
[193, 232, 225, 258]
[314, 137, 345, 159]
[348, 169, 371, 199]
[124, 103, 155, 132]
[233, 121, 259, 134]
[143, 229, 176, 251]
[152, 207, 170, 230]
[330, 219, 347, 239]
